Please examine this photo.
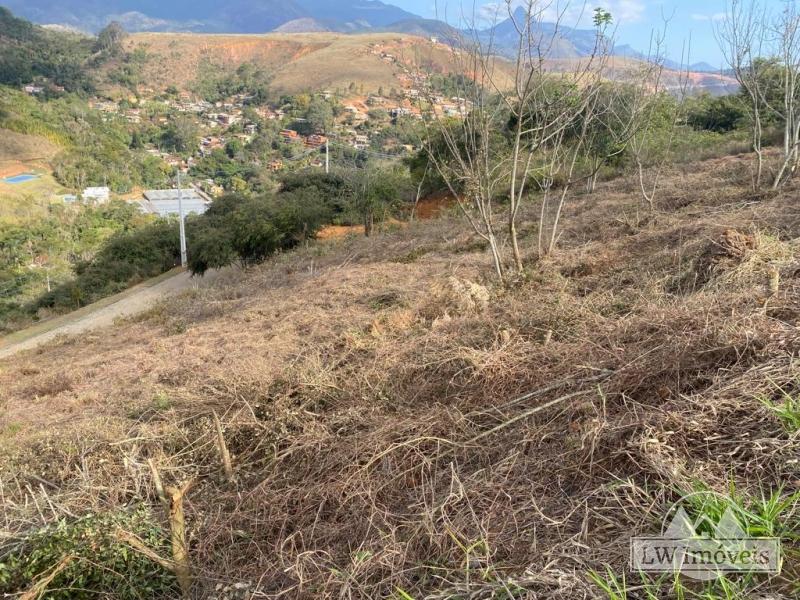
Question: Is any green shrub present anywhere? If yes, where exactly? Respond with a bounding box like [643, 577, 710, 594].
[34, 220, 180, 312]
[186, 191, 333, 275]
[0, 507, 177, 599]
[686, 93, 747, 133]
[760, 385, 800, 433]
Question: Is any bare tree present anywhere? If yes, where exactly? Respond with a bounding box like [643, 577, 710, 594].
[499, 3, 615, 263]
[582, 83, 641, 194]
[720, 0, 800, 189]
[772, 2, 800, 187]
[718, 0, 770, 189]
[624, 20, 692, 212]
[418, 1, 618, 277]
[629, 78, 688, 211]
[418, 33, 510, 278]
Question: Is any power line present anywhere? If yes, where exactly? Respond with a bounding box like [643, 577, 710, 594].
[327, 140, 407, 161]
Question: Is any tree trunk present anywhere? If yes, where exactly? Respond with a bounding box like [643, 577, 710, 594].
[487, 231, 504, 280]
[509, 218, 523, 272]
[537, 187, 549, 257]
[587, 170, 599, 194]
[547, 186, 571, 255]
[364, 210, 374, 237]
[637, 158, 655, 212]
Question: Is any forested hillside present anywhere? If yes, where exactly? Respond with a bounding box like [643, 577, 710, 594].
[0, 88, 170, 191]
[0, 7, 95, 92]
[0, 12, 171, 331]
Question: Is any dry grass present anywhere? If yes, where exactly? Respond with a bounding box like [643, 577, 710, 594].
[1, 155, 800, 598]
[0, 128, 65, 222]
[115, 32, 463, 96]
[0, 128, 59, 169]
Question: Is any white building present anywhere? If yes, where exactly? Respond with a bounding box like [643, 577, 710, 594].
[139, 188, 211, 217]
[82, 187, 110, 204]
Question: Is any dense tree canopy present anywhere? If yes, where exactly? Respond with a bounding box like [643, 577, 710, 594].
[0, 7, 95, 93]
[161, 116, 200, 154]
[193, 59, 273, 105]
[94, 22, 127, 56]
[186, 191, 332, 275]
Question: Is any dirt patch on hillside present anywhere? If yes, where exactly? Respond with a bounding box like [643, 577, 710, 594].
[0, 129, 59, 174]
[118, 32, 456, 95]
[415, 190, 456, 219]
[316, 224, 365, 239]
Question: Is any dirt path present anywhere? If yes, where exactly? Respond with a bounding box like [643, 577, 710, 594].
[0, 269, 218, 359]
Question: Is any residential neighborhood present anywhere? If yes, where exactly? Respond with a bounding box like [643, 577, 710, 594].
[59, 59, 472, 210]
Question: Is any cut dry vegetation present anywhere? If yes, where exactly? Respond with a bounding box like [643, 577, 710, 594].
[1, 154, 799, 598]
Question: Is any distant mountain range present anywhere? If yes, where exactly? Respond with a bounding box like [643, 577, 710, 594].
[613, 44, 722, 73]
[2, 0, 723, 72]
[472, 8, 722, 71]
[1, 0, 417, 34]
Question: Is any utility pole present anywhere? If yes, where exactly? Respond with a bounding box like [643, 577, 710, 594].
[325, 139, 330, 174]
[177, 171, 187, 268]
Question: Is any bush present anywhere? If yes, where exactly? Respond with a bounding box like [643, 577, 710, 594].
[686, 93, 747, 133]
[0, 201, 162, 331]
[187, 192, 333, 275]
[278, 171, 350, 219]
[0, 507, 177, 599]
[35, 220, 180, 311]
[0, 8, 95, 93]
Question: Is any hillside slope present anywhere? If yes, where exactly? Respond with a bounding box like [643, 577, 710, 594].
[123, 32, 458, 94]
[0, 128, 59, 171]
[0, 6, 95, 93]
[122, 31, 736, 97]
[1, 154, 799, 598]
[0, 128, 63, 220]
[543, 55, 739, 96]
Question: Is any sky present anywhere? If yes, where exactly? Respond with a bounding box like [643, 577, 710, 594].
[389, 0, 780, 65]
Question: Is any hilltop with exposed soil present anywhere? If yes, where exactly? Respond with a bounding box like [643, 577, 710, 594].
[118, 32, 737, 97]
[119, 32, 459, 95]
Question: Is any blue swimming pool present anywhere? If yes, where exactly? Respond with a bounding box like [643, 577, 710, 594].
[3, 173, 39, 184]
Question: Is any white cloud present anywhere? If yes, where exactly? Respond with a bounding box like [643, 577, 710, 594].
[596, 0, 646, 24]
[473, 0, 646, 27]
[690, 12, 726, 22]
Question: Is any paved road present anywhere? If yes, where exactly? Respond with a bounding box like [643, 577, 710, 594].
[0, 269, 215, 359]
